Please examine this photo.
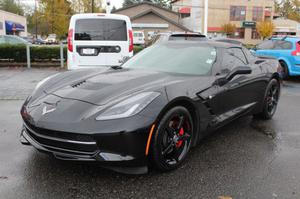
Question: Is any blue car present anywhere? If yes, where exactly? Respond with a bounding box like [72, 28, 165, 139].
[252, 37, 300, 79]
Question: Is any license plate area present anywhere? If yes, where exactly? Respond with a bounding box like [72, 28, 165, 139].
[77, 46, 121, 56]
[80, 48, 97, 56]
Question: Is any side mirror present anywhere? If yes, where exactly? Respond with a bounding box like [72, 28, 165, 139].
[226, 66, 252, 81]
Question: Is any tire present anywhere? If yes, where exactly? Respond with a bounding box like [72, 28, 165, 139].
[280, 61, 289, 80]
[150, 106, 194, 171]
[254, 79, 280, 120]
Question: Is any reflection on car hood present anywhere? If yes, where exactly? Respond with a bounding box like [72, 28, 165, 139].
[48, 69, 191, 105]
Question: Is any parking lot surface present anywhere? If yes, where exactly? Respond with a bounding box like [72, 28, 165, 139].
[0, 68, 300, 199]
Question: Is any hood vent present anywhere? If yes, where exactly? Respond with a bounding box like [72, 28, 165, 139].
[71, 80, 86, 88]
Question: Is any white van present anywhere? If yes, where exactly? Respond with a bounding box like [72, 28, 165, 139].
[67, 14, 133, 70]
[133, 31, 145, 45]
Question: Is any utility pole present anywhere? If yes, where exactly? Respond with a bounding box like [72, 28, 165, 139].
[91, 0, 94, 13]
[35, 0, 38, 39]
[204, 0, 208, 35]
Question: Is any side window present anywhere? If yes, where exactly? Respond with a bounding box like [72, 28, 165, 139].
[221, 48, 247, 74]
[257, 40, 275, 50]
[231, 48, 247, 64]
[274, 41, 293, 50]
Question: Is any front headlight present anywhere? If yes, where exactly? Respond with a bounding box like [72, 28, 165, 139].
[96, 92, 160, 121]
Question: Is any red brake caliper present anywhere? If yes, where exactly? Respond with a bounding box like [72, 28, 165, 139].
[176, 127, 184, 148]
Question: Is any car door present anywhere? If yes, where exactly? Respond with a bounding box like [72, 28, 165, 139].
[213, 47, 260, 122]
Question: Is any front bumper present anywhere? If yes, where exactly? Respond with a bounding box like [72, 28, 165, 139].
[20, 122, 151, 173]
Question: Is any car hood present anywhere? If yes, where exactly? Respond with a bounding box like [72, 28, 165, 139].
[45, 68, 206, 106]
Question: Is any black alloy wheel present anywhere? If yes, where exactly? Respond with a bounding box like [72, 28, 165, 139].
[151, 106, 193, 171]
[255, 79, 280, 120]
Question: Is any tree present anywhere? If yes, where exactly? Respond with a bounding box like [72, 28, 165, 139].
[275, 0, 300, 22]
[122, 0, 140, 7]
[40, 0, 73, 38]
[122, 0, 171, 9]
[256, 21, 275, 40]
[0, 0, 24, 16]
[70, 0, 104, 13]
[221, 23, 236, 37]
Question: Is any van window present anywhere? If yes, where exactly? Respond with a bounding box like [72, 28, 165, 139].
[75, 19, 127, 41]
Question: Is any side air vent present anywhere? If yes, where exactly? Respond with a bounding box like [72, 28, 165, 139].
[71, 80, 86, 88]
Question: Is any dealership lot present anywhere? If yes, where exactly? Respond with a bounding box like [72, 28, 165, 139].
[1, 68, 300, 199]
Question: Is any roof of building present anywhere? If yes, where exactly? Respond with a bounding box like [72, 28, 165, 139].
[130, 9, 190, 31]
[113, 2, 178, 15]
[113, 2, 191, 32]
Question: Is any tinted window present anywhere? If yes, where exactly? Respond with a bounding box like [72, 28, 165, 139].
[221, 48, 246, 74]
[75, 19, 127, 41]
[274, 41, 293, 50]
[257, 40, 275, 50]
[231, 48, 247, 64]
[123, 44, 217, 75]
[169, 34, 207, 41]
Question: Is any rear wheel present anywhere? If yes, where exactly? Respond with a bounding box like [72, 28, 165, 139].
[280, 61, 289, 80]
[151, 106, 193, 171]
[254, 79, 280, 120]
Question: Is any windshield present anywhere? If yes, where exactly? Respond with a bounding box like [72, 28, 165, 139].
[123, 44, 217, 75]
[75, 18, 127, 41]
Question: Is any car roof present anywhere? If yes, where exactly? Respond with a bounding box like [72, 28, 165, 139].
[159, 40, 241, 48]
[271, 36, 300, 42]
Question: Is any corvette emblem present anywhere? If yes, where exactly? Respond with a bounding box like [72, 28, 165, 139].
[42, 106, 56, 115]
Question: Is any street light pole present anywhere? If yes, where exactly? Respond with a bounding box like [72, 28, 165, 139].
[203, 0, 208, 36]
[35, 0, 38, 39]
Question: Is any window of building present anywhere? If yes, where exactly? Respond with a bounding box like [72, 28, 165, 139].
[252, 7, 263, 21]
[251, 28, 260, 39]
[230, 6, 246, 21]
[180, 13, 191, 18]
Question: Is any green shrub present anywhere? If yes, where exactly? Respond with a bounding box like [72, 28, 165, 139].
[133, 45, 144, 54]
[0, 44, 67, 62]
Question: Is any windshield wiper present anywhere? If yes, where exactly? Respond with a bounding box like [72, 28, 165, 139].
[110, 65, 123, 70]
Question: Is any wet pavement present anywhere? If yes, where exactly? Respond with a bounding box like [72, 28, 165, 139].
[0, 68, 300, 199]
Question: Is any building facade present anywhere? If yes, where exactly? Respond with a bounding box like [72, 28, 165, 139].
[172, 0, 275, 44]
[273, 18, 300, 37]
[0, 10, 27, 36]
[114, 2, 190, 41]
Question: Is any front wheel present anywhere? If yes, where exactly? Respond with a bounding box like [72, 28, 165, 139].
[150, 106, 193, 171]
[254, 79, 280, 120]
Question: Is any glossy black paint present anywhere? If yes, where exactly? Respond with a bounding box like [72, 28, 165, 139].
[20, 41, 281, 173]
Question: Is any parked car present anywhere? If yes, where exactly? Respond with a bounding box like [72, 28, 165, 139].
[0, 35, 30, 45]
[133, 31, 145, 45]
[45, 34, 57, 44]
[34, 38, 46, 45]
[148, 32, 207, 46]
[67, 13, 133, 70]
[216, 39, 243, 46]
[21, 36, 34, 44]
[20, 41, 281, 174]
[252, 36, 300, 79]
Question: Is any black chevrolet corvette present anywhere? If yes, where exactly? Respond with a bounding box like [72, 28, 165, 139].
[20, 41, 281, 174]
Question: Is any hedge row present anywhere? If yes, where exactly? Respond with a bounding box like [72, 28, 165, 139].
[0, 44, 67, 62]
[0, 44, 144, 63]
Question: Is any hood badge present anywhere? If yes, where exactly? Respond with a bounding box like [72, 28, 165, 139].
[42, 106, 56, 115]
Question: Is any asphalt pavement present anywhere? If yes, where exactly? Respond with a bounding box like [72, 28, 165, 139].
[0, 68, 300, 199]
